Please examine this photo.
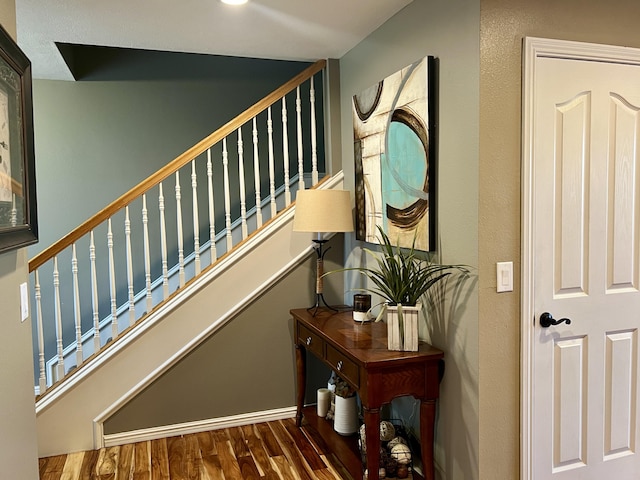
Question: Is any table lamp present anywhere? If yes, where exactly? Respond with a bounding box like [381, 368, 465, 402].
[293, 189, 354, 315]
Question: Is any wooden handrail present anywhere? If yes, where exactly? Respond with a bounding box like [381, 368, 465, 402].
[29, 59, 327, 272]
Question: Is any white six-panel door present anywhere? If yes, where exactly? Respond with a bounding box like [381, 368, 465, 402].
[523, 38, 640, 480]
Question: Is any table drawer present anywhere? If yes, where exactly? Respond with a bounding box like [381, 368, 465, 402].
[298, 323, 324, 357]
[326, 344, 359, 388]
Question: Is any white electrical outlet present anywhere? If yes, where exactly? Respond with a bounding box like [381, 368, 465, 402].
[20, 282, 29, 321]
[496, 262, 513, 293]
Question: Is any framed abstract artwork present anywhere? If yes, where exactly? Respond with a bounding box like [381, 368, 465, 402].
[353, 56, 436, 252]
[0, 23, 37, 254]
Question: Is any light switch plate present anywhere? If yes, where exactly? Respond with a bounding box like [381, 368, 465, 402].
[20, 282, 29, 321]
[496, 261, 513, 293]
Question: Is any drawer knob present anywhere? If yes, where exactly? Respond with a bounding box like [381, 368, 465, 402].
[337, 360, 343, 371]
[306, 336, 312, 346]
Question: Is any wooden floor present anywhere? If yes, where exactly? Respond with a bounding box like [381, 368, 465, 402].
[38, 418, 354, 480]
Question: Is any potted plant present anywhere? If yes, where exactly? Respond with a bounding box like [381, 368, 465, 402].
[334, 225, 469, 351]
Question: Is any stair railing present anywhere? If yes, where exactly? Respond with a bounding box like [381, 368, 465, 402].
[29, 60, 327, 395]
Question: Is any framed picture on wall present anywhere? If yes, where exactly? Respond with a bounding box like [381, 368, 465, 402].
[353, 56, 436, 252]
[0, 23, 37, 254]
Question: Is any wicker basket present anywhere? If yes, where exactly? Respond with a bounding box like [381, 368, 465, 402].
[359, 421, 413, 479]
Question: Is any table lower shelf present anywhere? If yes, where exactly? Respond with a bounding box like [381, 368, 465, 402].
[300, 406, 423, 480]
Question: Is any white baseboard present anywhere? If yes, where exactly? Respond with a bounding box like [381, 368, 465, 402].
[102, 406, 297, 447]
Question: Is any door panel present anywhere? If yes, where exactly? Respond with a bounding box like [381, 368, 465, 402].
[608, 95, 640, 291]
[528, 43, 640, 479]
[604, 330, 637, 458]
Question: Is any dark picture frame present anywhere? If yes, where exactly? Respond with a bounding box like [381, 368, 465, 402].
[0, 23, 37, 254]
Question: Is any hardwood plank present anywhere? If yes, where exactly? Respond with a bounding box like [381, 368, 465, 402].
[211, 429, 229, 444]
[79, 449, 100, 479]
[283, 418, 326, 470]
[269, 420, 314, 480]
[41, 474, 63, 480]
[95, 446, 120, 480]
[301, 408, 362, 479]
[240, 424, 279, 479]
[255, 422, 283, 457]
[167, 436, 187, 480]
[132, 441, 151, 480]
[61, 451, 85, 480]
[313, 468, 341, 480]
[195, 431, 217, 456]
[215, 440, 242, 480]
[237, 455, 261, 480]
[320, 455, 350, 480]
[185, 434, 202, 480]
[150, 438, 170, 480]
[116, 443, 134, 479]
[324, 453, 356, 480]
[41, 454, 66, 477]
[228, 426, 251, 458]
[201, 454, 224, 480]
[270, 456, 298, 480]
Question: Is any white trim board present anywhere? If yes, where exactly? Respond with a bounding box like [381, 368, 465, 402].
[101, 406, 297, 447]
[520, 37, 640, 480]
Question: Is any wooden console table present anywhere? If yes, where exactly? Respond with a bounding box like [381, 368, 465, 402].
[291, 308, 444, 480]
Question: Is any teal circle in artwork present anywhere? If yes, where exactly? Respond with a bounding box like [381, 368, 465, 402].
[383, 120, 427, 209]
[381, 107, 429, 229]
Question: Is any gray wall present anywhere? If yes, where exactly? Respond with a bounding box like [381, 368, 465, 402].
[339, 1, 480, 478]
[104, 234, 344, 433]
[0, 4, 41, 478]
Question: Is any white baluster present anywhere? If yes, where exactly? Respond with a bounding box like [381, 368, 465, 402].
[90, 231, 100, 352]
[191, 160, 201, 275]
[267, 106, 277, 217]
[175, 171, 185, 288]
[10, 193, 16, 226]
[310, 75, 319, 186]
[53, 256, 64, 381]
[282, 97, 291, 206]
[71, 244, 83, 368]
[159, 183, 169, 299]
[237, 128, 248, 239]
[252, 118, 263, 228]
[222, 138, 233, 251]
[125, 207, 135, 325]
[34, 269, 47, 392]
[142, 194, 152, 313]
[206, 149, 217, 263]
[107, 219, 118, 339]
[296, 85, 305, 190]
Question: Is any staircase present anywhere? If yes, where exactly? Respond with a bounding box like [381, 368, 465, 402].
[30, 59, 343, 456]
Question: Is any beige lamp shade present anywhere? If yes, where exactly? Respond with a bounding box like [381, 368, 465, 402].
[293, 189, 354, 233]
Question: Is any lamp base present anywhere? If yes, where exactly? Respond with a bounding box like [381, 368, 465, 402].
[307, 293, 338, 317]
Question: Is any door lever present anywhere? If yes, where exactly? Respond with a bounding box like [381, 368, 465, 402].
[540, 312, 571, 328]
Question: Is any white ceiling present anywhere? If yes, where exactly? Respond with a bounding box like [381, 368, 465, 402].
[15, 0, 413, 80]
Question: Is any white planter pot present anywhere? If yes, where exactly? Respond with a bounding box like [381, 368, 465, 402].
[386, 303, 420, 352]
[333, 395, 358, 436]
